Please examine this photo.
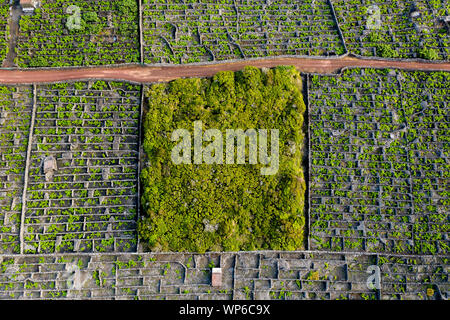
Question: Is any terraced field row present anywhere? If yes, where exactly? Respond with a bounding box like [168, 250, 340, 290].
[0, 252, 447, 300]
[23, 81, 140, 254]
[5, 0, 348, 68]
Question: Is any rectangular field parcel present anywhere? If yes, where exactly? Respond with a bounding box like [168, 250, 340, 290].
[139, 66, 306, 252]
[309, 68, 449, 255]
[0, 1, 9, 65]
[17, 0, 140, 67]
[0, 252, 447, 299]
[142, 0, 346, 64]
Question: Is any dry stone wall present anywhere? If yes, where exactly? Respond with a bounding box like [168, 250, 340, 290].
[0, 252, 447, 300]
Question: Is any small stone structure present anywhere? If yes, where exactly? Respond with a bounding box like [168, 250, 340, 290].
[410, 10, 420, 19]
[211, 268, 222, 287]
[42, 156, 57, 181]
[20, 0, 40, 14]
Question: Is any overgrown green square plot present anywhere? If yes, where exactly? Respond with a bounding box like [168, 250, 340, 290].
[139, 66, 306, 252]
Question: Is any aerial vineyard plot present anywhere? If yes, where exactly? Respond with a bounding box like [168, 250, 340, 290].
[17, 0, 140, 67]
[401, 71, 449, 255]
[23, 81, 140, 254]
[140, 66, 306, 252]
[332, 0, 450, 60]
[308, 68, 449, 255]
[0, 85, 33, 254]
[142, 0, 346, 64]
[0, 1, 9, 65]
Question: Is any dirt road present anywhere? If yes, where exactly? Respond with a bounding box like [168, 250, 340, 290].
[0, 56, 449, 84]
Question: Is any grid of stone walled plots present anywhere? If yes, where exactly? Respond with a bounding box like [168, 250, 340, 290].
[0, 252, 447, 300]
[142, 0, 346, 64]
[332, 0, 449, 60]
[0, 85, 33, 254]
[0, 1, 9, 65]
[308, 69, 449, 255]
[22, 81, 140, 254]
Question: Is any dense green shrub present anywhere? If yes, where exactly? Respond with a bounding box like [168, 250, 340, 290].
[375, 43, 399, 58]
[418, 46, 439, 60]
[139, 66, 306, 252]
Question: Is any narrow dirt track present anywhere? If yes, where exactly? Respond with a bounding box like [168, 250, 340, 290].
[0, 56, 449, 84]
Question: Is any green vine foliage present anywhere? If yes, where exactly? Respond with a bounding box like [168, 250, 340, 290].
[139, 66, 306, 253]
